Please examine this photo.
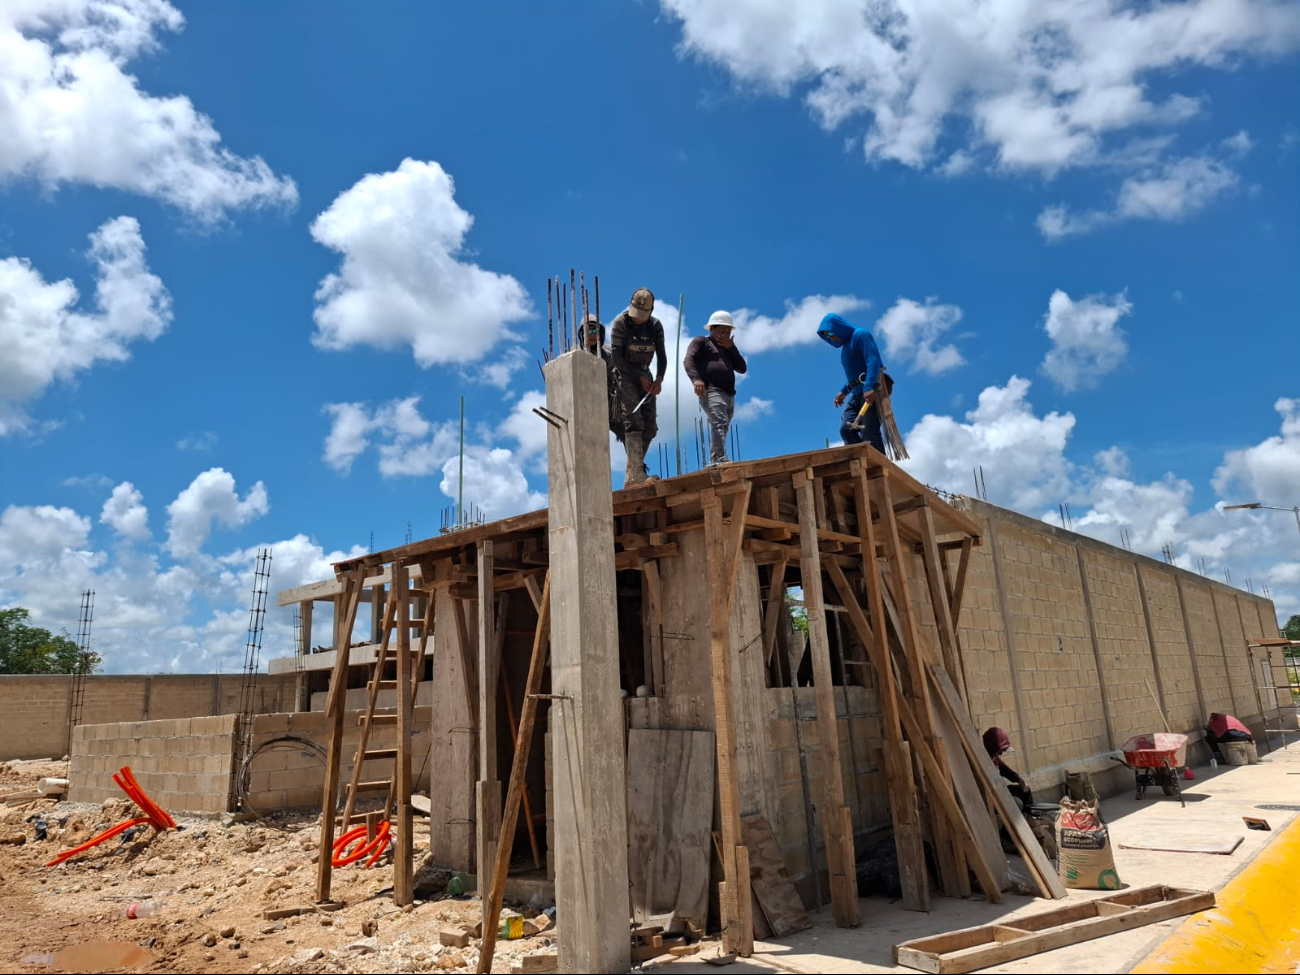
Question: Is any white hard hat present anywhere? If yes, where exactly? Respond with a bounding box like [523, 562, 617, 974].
[706, 310, 735, 329]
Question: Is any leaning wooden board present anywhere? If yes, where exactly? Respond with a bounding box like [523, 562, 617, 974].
[894, 885, 1214, 974]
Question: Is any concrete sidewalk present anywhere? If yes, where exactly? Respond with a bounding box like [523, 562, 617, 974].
[655, 741, 1300, 975]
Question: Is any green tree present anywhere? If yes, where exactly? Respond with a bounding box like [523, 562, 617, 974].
[786, 590, 809, 635]
[1283, 614, 1300, 643]
[0, 607, 100, 675]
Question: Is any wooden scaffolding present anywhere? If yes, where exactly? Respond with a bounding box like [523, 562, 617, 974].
[311, 440, 1064, 957]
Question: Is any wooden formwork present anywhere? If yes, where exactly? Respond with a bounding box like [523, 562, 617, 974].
[312, 441, 1063, 954]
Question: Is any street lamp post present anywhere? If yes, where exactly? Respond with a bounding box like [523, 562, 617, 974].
[1223, 502, 1300, 538]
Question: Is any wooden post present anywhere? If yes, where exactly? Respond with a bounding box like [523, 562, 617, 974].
[702, 485, 757, 954]
[477, 575, 552, 975]
[394, 560, 414, 905]
[316, 569, 363, 902]
[794, 471, 859, 928]
[916, 503, 968, 703]
[477, 540, 500, 900]
[870, 471, 964, 897]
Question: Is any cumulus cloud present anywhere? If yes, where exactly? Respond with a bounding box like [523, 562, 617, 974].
[100, 481, 149, 540]
[175, 431, 217, 452]
[1040, 289, 1132, 392]
[440, 447, 547, 519]
[165, 468, 269, 559]
[0, 0, 297, 219]
[1039, 154, 1240, 238]
[472, 347, 531, 389]
[660, 1, 1298, 227]
[0, 216, 171, 435]
[1213, 398, 1300, 507]
[311, 159, 531, 367]
[730, 294, 869, 354]
[874, 297, 966, 374]
[735, 397, 775, 422]
[903, 376, 1076, 511]
[322, 397, 459, 477]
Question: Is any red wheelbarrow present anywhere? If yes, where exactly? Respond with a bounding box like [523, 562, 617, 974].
[1113, 733, 1188, 807]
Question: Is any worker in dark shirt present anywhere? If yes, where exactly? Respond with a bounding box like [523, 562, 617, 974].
[610, 288, 667, 485]
[581, 313, 622, 442]
[1205, 712, 1253, 760]
[983, 727, 1032, 810]
[683, 311, 747, 465]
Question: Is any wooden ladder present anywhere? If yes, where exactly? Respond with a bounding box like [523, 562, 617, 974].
[316, 561, 431, 906]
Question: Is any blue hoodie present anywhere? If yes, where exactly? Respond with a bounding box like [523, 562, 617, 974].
[817, 313, 882, 394]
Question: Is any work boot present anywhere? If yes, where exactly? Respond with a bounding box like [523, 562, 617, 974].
[625, 434, 647, 486]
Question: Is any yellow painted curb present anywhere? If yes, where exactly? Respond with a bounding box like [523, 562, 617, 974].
[1132, 815, 1300, 974]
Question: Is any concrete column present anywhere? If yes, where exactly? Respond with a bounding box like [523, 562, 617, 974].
[545, 350, 631, 974]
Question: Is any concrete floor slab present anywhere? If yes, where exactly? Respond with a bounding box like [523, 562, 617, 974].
[654, 742, 1300, 975]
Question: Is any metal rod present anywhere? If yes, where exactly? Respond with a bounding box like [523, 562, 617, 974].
[570, 269, 577, 352]
[675, 293, 684, 476]
[595, 275, 601, 325]
[547, 278, 553, 359]
[458, 396, 465, 526]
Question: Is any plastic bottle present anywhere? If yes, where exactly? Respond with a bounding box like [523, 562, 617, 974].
[125, 900, 161, 919]
[1209, 757, 1218, 768]
[498, 915, 523, 940]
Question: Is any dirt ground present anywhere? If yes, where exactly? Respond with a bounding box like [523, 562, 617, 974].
[0, 760, 558, 974]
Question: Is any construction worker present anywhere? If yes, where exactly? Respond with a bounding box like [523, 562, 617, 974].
[817, 312, 886, 453]
[610, 288, 667, 485]
[581, 313, 623, 442]
[683, 310, 747, 465]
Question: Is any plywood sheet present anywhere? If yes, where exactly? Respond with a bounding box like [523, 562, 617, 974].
[626, 729, 716, 933]
[1118, 832, 1243, 855]
[742, 814, 812, 937]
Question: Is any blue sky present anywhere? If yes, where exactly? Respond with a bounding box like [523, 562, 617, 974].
[1, 1, 1297, 674]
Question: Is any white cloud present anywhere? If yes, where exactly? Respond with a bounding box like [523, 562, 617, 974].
[1213, 398, 1300, 507]
[1222, 130, 1255, 158]
[0, 216, 171, 435]
[730, 294, 869, 354]
[1039, 154, 1240, 238]
[440, 447, 546, 520]
[663, 1, 1299, 169]
[175, 431, 217, 452]
[903, 376, 1076, 511]
[874, 297, 966, 375]
[100, 481, 149, 540]
[165, 468, 269, 559]
[311, 159, 531, 367]
[322, 396, 459, 478]
[661, 1, 1298, 227]
[735, 397, 775, 422]
[472, 346, 531, 389]
[0, 0, 297, 219]
[1040, 289, 1132, 392]
[501, 390, 550, 463]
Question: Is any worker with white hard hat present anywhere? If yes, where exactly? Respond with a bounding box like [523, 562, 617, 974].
[683, 310, 748, 466]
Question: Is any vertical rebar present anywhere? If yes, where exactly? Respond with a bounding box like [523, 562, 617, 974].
[547, 278, 554, 359]
[595, 275, 601, 324]
[458, 396, 465, 526]
[570, 269, 577, 352]
[675, 294, 684, 476]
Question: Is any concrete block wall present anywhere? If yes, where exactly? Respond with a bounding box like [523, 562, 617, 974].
[245, 707, 433, 811]
[950, 500, 1281, 794]
[0, 673, 299, 760]
[990, 521, 1108, 771]
[67, 715, 238, 816]
[1081, 549, 1164, 747]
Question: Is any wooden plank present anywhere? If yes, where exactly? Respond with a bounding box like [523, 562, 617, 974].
[825, 559, 1002, 904]
[477, 573, 552, 975]
[870, 472, 964, 898]
[452, 594, 478, 714]
[626, 729, 716, 935]
[477, 540, 499, 919]
[702, 488, 754, 956]
[643, 561, 666, 698]
[761, 560, 787, 670]
[794, 471, 859, 928]
[316, 568, 364, 902]
[928, 665, 1067, 900]
[893, 886, 1214, 974]
[741, 815, 812, 937]
[744, 513, 862, 546]
[916, 503, 968, 705]
[393, 560, 415, 906]
[950, 537, 973, 625]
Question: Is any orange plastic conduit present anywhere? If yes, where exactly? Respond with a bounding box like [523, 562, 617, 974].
[332, 820, 391, 868]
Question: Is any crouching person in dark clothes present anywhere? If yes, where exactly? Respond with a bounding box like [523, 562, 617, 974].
[983, 726, 1033, 810]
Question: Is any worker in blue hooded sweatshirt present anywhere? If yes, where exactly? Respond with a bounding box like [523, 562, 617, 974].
[817, 312, 886, 452]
